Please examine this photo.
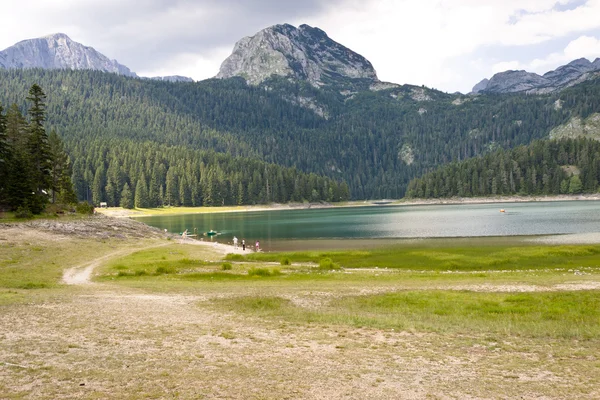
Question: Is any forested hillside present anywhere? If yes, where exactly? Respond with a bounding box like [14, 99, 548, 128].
[69, 139, 350, 207]
[0, 82, 349, 211]
[1, 69, 599, 199]
[406, 138, 600, 198]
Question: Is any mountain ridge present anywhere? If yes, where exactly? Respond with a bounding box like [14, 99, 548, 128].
[0, 33, 194, 82]
[472, 57, 600, 94]
[0, 33, 137, 76]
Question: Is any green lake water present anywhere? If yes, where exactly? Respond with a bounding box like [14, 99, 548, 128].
[134, 201, 600, 251]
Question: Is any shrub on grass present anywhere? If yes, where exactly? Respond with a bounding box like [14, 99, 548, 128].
[248, 267, 281, 277]
[14, 207, 33, 219]
[134, 269, 148, 276]
[280, 257, 291, 265]
[225, 254, 245, 261]
[318, 257, 340, 270]
[221, 262, 233, 271]
[75, 201, 94, 215]
[155, 265, 176, 275]
[19, 282, 48, 289]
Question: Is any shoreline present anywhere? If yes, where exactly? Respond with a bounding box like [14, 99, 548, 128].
[96, 194, 600, 218]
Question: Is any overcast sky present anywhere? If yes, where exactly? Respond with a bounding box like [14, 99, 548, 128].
[1, 0, 600, 93]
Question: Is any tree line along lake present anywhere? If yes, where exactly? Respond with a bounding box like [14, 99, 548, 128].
[134, 201, 600, 251]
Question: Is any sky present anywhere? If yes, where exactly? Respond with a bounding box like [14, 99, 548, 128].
[1, 0, 600, 93]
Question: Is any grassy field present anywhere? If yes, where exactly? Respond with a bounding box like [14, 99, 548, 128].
[1, 218, 600, 398]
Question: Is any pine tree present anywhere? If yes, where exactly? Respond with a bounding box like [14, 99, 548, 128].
[92, 167, 106, 206]
[120, 182, 133, 209]
[4, 104, 33, 210]
[0, 104, 8, 205]
[134, 175, 149, 208]
[26, 84, 52, 213]
[48, 130, 76, 204]
[568, 175, 583, 194]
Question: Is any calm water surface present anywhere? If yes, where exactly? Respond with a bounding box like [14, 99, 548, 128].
[135, 201, 600, 251]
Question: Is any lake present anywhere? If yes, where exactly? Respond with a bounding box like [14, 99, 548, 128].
[134, 201, 600, 251]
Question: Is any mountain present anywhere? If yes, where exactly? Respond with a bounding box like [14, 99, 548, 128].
[0, 33, 136, 77]
[3, 67, 599, 200]
[472, 57, 600, 94]
[1, 26, 600, 202]
[216, 24, 378, 87]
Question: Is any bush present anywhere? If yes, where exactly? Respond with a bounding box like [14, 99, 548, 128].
[221, 262, 233, 271]
[248, 267, 281, 277]
[14, 206, 33, 219]
[280, 257, 291, 266]
[155, 265, 177, 275]
[225, 254, 245, 261]
[318, 257, 340, 270]
[75, 201, 95, 215]
[19, 282, 49, 289]
[45, 203, 73, 215]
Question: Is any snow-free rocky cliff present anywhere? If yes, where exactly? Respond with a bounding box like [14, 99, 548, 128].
[216, 24, 379, 87]
[0, 33, 136, 76]
[472, 58, 600, 94]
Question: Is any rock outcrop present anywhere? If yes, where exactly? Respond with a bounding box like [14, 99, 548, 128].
[148, 75, 194, 83]
[0, 33, 136, 77]
[216, 24, 378, 86]
[470, 78, 489, 94]
[472, 57, 600, 94]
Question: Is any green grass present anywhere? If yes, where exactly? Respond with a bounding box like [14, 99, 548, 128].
[98, 242, 600, 290]
[0, 239, 99, 290]
[240, 244, 600, 271]
[214, 291, 600, 339]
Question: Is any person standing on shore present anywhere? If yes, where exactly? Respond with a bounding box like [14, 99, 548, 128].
[255, 240, 260, 252]
[242, 239, 246, 251]
[233, 236, 238, 249]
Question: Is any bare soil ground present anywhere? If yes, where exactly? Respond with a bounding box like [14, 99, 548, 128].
[1, 217, 599, 399]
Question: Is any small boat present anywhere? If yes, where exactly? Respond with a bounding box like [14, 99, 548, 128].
[500, 209, 505, 213]
[205, 230, 219, 237]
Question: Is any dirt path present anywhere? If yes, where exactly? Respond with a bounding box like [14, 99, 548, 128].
[62, 242, 170, 285]
[62, 238, 247, 285]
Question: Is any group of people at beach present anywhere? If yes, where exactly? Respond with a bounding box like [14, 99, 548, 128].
[232, 236, 259, 252]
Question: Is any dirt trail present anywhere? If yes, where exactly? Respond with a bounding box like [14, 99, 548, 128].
[62, 239, 246, 285]
[62, 243, 170, 285]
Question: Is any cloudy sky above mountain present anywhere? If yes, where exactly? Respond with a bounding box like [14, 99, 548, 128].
[1, 0, 600, 93]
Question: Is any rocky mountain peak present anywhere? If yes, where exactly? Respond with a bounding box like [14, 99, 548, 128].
[472, 56, 600, 94]
[216, 23, 379, 86]
[0, 33, 136, 77]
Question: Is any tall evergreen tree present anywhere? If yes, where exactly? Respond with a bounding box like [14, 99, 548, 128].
[134, 175, 149, 208]
[120, 182, 133, 209]
[48, 130, 76, 204]
[0, 104, 7, 204]
[4, 104, 33, 209]
[26, 84, 52, 213]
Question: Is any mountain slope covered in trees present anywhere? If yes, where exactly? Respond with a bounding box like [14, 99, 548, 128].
[0, 69, 599, 200]
[406, 138, 600, 198]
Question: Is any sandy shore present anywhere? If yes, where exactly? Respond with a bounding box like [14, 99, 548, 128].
[395, 194, 600, 206]
[96, 194, 600, 219]
[176, 237, 248, 255]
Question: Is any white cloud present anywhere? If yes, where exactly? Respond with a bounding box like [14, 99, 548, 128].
[527, 35, 600, 73]
[137, 47, 232, 80]
[302, 0, 600, 91]
[492, 61, 522, 74]
[1, 0, 600, 92]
